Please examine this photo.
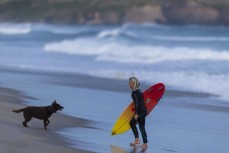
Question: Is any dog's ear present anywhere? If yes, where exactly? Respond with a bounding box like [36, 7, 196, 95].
[53, 100, 57, 104]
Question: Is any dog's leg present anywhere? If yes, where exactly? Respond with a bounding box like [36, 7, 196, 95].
[46, 119, 50, 126]
[23, 116, 32, 127]
[43, 119, 50, 130]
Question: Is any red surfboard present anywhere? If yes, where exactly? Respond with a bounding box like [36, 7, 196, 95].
[112, 83, 165, 135]
[143, 83, 165, 115]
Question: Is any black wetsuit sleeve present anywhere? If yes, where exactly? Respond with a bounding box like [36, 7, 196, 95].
[133, 94, 140, 115]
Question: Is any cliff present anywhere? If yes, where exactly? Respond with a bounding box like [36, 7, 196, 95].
[0, 0, 229, 25]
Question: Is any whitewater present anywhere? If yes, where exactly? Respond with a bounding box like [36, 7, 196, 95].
[0, 23, 229, 102]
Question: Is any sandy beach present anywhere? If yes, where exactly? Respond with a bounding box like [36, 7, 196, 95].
[1, 66, 229, 153]
[0, 83, 93, 153]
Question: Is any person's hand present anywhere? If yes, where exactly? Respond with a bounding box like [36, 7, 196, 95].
[134, 114, 138, 120]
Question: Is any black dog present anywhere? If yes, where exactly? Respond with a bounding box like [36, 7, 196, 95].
[12, 100, 64, 130]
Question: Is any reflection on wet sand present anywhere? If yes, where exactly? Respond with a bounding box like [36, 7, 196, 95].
[111, 145, 147, 153]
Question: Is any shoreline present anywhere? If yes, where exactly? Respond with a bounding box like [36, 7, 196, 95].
[1, 65, 229, 153]
[0, 65, 215, 98]
[0, 86, 94, 153]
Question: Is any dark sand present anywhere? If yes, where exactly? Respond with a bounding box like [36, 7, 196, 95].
[0, 86, 93, 153]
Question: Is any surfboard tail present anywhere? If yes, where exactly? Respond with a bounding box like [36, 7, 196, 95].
[112, 131, 116, 135]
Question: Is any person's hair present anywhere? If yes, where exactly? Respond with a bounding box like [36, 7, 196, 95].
[129, 77, 140, 90]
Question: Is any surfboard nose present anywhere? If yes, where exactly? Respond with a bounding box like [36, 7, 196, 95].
[112, 131, 116, 135]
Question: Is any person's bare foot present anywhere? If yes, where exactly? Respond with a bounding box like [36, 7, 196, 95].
[140, 143, 148, 151]
[130, 138, 140, 146]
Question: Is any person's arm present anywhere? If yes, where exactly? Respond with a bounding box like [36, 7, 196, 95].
[134, 93, 140, 115]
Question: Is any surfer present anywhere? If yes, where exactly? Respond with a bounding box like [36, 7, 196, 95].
[129, 77, 148, 150]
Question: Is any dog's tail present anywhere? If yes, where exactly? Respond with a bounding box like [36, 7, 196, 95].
[12, 109, 24, 113]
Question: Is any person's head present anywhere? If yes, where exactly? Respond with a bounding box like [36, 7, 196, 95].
[129, 77, 140, 91]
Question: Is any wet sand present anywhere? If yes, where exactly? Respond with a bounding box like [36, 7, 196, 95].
[1, 66, 229, 153]
[0, 87, 93, 153]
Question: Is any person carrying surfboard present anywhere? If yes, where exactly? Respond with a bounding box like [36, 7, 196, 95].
[129, 77, 148, 150]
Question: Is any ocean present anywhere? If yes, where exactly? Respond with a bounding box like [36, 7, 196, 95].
[0, 23, 229, 101]
[1, 23, 229, 153]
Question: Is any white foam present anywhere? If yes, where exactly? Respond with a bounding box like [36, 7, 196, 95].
[87, 70, 229, 102]
[44, 39, 109, 55]
[0, 23, 31, 35]
[97, 29, 121, 38]
[97, 28, 138, 39]
[98, 28, 229, 42]
[44, 38, 229, 64]
[97, 24, 229, 42]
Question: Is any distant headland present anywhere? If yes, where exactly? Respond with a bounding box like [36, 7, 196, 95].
[0, 0, 228, 25]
